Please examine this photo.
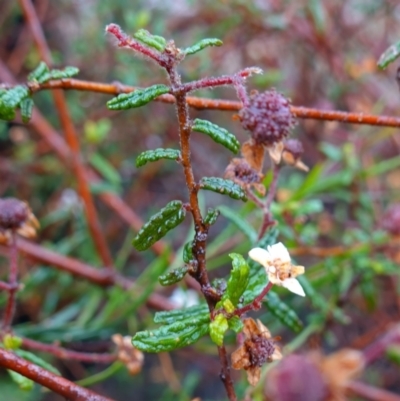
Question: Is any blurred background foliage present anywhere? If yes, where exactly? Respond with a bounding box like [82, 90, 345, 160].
[1, 0, 400, 400]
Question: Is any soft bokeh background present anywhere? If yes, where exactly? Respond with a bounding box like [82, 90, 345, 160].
[1, 1, 400, 400]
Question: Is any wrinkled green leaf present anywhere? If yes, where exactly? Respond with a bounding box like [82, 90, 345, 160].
[183, 38, 223, 56]
[264, 291, 303, 333]
[378, 39, 400, 69]
[7, 370, 34, 391]
[183, 241, 194, 264]
[107, 84, 169, 110]
[203, 208, 220, 226]
[209, 314, 228, 346]
[223, 253, 250, 307]
[20, 98, 34, 123]
[27, 61, 50, 82]
[192, 119, 240, 154]
[1, 85, 29, 109]
[133, 200, 186, 251]
[132, 315, 210, 352]
[228, 316, 244, 333]
[159, 266, 188, 286]
[136, 148, 181, 167]
[154, 304, 209, 325]
[38, 66, 79, 83]
[242, 227, 279, 304]
[200, 177, 247, 201]
[134, 29, 166, 51]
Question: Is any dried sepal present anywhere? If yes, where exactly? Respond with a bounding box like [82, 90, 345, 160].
[112, 334, 144, 375]
[231, 318, 281, 386]
[282, 139, 309, 172]
[241, 139, 265, 172]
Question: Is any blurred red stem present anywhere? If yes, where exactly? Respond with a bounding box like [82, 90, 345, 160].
[233, 282, 274, 317]
[0, 348, 116, 401]
[18, 0, 115, 270]
[2, 233, 18, 330]
[346, 381, 400, 401]
[21, 337, 117, 364]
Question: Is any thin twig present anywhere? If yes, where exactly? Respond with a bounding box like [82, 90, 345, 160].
[2, 233, 18, 330]
[18, 0, 115, 269]
[0, 348, 116, 401]
[346, 381, 400, 401]
[24, 78, 400, 128]
[21, 337, 117, 364]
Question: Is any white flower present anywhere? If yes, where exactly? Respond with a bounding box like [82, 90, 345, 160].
[249, 242, 306, 297]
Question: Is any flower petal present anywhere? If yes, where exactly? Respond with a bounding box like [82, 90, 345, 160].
[267, 242, 291, 262]
[248, 247, 272, 267]
[282, 278, 306, 297]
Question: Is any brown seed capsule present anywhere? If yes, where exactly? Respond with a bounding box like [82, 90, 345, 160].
[0, 198, 39, 243]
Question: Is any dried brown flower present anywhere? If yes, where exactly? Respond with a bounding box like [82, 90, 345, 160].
[231, 318, 281, 386]
[0, 198, 39, 244]
[225, 158, 265, 196]
[282, 139, 309, 172]
[112, 334, 144, 375]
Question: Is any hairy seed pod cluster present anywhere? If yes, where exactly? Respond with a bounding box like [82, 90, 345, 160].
[239, 89, 296, 146]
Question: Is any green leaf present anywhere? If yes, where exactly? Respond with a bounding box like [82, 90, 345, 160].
[218, 205, 257, 243]
[7, 370, 34, 391]
[27, 61, 50, 82]
[223, 253, 250, 307]
[264, 291, 303, 332]
[159, 266, 188, 286]
[133, 200, 186, 251]
[242, 227, 279, 304]
[228, 316, 244, 333]
[307, 0, 326, 34]
[209, 314, 228, 346]
[154, 304, 209, 325]
[134, 29, 166, 51]
[378, 39, 400, 69]
[20, 98, 34, 124]
[14, 349, 60, 375]
[192, 119, 240, 154]
[203, 208, 220, 225]
[199, 177, 247, 201]
[183, 38, 223, 56]
[132, 315, 210, 352]
[1, 85, 30, 109]
[89, 153, 121, 185]
[183, 241, 194, 264]
[387, 345, 400, 365]
[297, 276, 349, 324]
[107, 84, 170, 110]
[38, 66, 80, 83]
[136, 148, 181, 167]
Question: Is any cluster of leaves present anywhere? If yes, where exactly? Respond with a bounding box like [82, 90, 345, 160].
[0, 62, 78, 123]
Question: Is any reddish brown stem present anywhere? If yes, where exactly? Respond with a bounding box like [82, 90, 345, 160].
[346, 381, 400, 401]
[233, 282, 274, 317]
[26, 79, 400, 127]
[18, 0, 114, 270]
[217, 345, 237, 401]
[21, 337, 117, 364]
[12, 238, 175, 311]
[2, 233, 18, 331]
[0, 348, 116, 401]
